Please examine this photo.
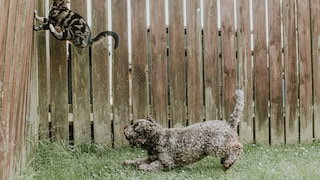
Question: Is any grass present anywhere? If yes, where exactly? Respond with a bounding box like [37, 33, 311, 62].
[17, 141, 320, 180]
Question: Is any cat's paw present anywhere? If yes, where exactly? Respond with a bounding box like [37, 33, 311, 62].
[49, 24, 55, 33]
[34, 10, 37, 17]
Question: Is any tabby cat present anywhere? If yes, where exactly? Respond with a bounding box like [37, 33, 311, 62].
[34, 0, 119, 49]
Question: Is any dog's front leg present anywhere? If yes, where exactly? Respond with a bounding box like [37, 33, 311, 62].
[124, 157, 150, 166]
[138, 160, 164, 171]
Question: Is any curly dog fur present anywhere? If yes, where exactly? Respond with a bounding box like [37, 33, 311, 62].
[124, 90, 244, 171]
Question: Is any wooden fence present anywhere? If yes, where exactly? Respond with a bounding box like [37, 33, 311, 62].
[34, 0, 320, 148]
[0, 0, 36, 179]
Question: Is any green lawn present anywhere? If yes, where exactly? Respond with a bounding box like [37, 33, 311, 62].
[17, 141, 320, 180]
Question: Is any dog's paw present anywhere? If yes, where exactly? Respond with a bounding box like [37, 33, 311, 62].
[123, 160, 135, 165]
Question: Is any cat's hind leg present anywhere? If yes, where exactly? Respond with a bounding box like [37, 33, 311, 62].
[49, 24, 73, 41]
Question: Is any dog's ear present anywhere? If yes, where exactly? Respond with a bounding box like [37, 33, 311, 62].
[146, 115, 157, 124]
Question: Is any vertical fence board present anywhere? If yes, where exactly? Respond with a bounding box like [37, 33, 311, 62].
[268, 1, 284, 144]
[113, 0, 130, 147]
[149, 0, 168, 127]
[203, 0, 219, 120]
[50, 37, 68, 140]
[71, 1, 91, 143]
[283, 0, 299, 144]
[253, 0, 269, 144]
[49, 0, 69, 142]
[311, 0, 320, 140]
[2, 0, 18, 178]
[221, 0, 236, 120]
[237, 0, 253, 143]
[169, 0, 186, 127]
[186, 0, 203, 124]
[19, 0, 34, 169]
[297, 1, 313, 143]
[35, 0, 49, 141]
[0, 0, 10, 178]
[8, 0, 25, 174]
[131, 0, 149, 120]
[91, 1, 112, 145]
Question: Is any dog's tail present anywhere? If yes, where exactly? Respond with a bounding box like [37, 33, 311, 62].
[228, 89, 244, 129]
[90, 31, 119, 49]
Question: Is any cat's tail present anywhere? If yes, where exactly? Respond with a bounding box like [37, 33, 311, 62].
[228, 89, 244, 129]
[91, 31, 119, 49]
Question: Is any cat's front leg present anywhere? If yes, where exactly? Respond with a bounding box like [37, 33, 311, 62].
[49, 24, 64, 39]
[34, 23, 50, 31]
[34, 10, 48, 23]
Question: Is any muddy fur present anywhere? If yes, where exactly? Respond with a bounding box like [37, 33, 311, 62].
[124, 90, 244, 171]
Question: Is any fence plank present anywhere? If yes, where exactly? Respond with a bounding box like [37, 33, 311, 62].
[131, 0, 149, 120]
[237, 0, 253, 143]
[283, 0, 299, 144]
[8, 0, 25, 174]
[311, 0, 320, 140]
[35, 0, 49, 141]
[297, 1, 313, 143]
[186, 0, 203, 124]
[168, 0, 186, 127]
[268, 1, 284, 144]
[2, 0, 18, 178]
[112, 0, 130, 147]
[221, 0, 237, 120]
[8, 0, 22, 177]
[71, 1, 91, 143]
[149, 0, 168, 127]
[91, 1, 112, 145]
[253, 0, 269, 144]
[50, 33, 68, 141]
[203, 0, 220, 120]
[0, 0, 10, 178]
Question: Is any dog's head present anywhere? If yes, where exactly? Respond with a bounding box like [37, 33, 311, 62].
[124, 116, 160, 148]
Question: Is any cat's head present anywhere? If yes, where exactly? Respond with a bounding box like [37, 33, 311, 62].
[51, 0, 69, 8]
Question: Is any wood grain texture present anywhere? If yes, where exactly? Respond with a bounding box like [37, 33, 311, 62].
[221, 0, 237, 120]
[0, 0, 10, 179]
[237, 0, 254, 144]
[168, 0, 186, 128]
[50, 36, 69, 141]
[149, 0, 168, 127]
[297, 1, 313, 143]
[91, 0, 112, 145]
[35, 0, 49, 141]
[71, 1, 91, 143]
[268, 1, 284, 144]
[253, 0, 269, 144]
[311, 0, 320, 141]
[203, 0, 220, 120]
[283, 0, 299, 145]
[112, 0, 130, 147]
[186, 0, 204, 124]
[131, 0, 149, 120]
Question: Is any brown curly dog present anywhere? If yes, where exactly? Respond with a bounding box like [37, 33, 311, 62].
[124, 90, 244, 171]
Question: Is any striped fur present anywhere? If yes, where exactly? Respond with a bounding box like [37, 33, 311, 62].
[34, 0, 119, 49]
